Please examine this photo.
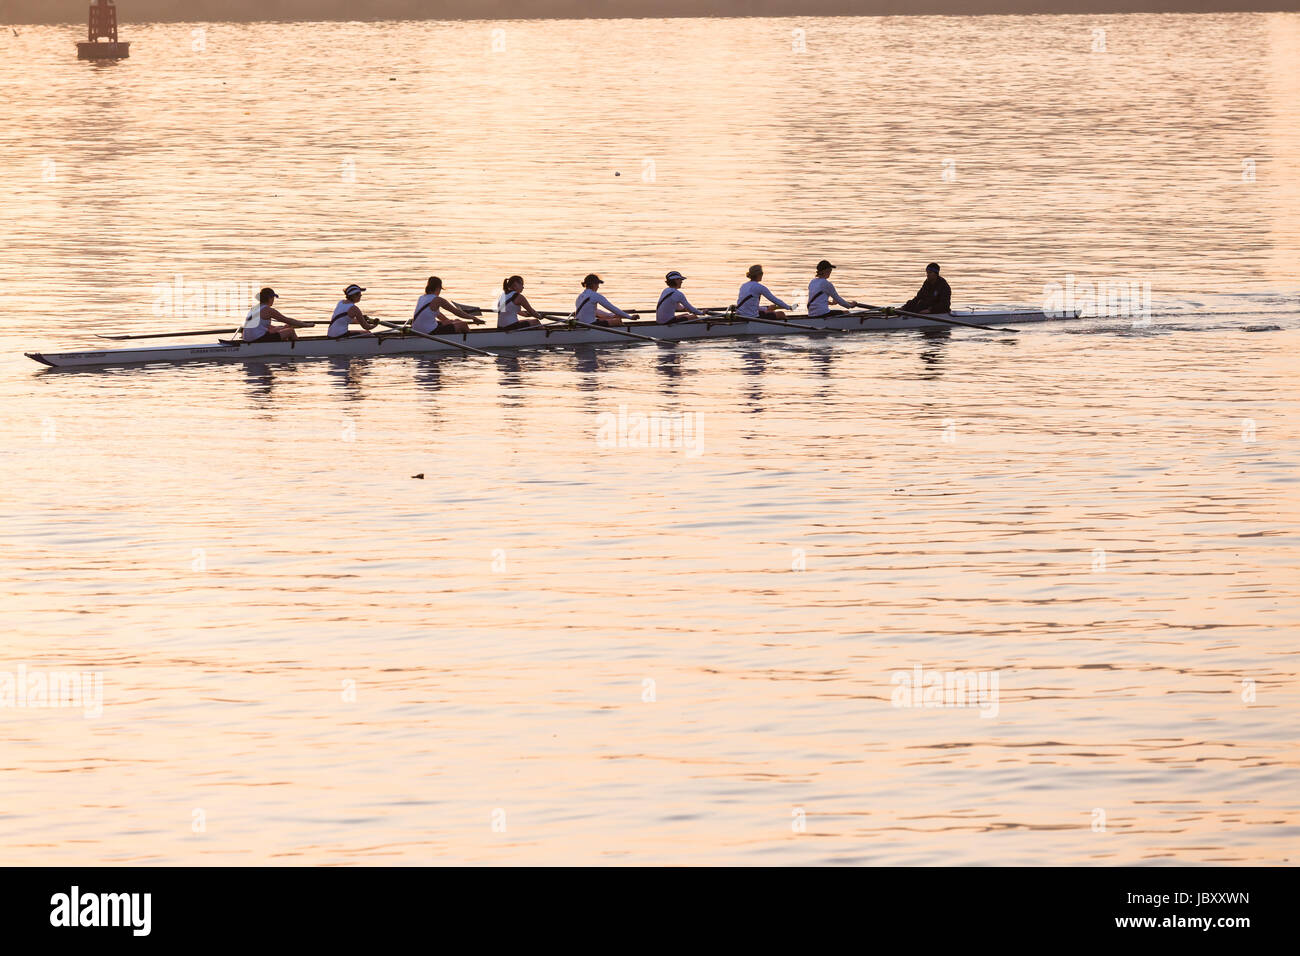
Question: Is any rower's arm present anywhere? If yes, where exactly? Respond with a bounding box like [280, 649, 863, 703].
[268, 307, 309, 328]
[439, 297, 478, 321]
[828, 285, 853, 309]
[449, 300, 482, 320]
[678, 294, 703, 315]
[766, 290, 793, 310]
[515, 293, 542, 319]
[905, 283, 931, 313]
[600, 294, 632, 319]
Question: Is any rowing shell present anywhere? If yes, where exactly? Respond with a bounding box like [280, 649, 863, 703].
[25, 310, 1074, 369]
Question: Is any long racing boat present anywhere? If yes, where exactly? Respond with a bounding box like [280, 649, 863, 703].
[25, 309, 1074, 370]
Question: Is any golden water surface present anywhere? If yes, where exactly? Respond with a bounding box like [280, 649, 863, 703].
[1, 14, 1297, 864]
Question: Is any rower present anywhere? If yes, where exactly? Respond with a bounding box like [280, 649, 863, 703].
[497, 275, 544, 330]
[327, 283, 378, 338]
[413, 276, 479, 334]
[656, 270, 704, 325]
[575, 274, 632, 327]
[736, 265, 791, 320]
[901, 262, 952, 314]
[242, 287, 310, 343]
[807, 259, 864, 317]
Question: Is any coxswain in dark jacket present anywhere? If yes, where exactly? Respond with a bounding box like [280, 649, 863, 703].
[902, 263, 952, 314]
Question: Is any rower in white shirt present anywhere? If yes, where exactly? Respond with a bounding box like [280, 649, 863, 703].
[735, 264, 791, 320]
[806, 259, 865, 317]
[655, 270, 704, 325]
[243, 287, 311, 343]
[575, 274, 631, 326]
[412, 276, 480, 334]
[497, 275, 544, 330]
[327, 283, 378, 338]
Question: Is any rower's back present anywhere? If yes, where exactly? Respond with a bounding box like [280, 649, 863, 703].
[328, 299, 355, 337]
[497, 289, 519, 327]
[929, 275, 952, 313]
[412, 292, 442, 333]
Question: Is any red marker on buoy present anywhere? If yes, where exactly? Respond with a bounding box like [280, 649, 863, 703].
[77, 0, 130, 60]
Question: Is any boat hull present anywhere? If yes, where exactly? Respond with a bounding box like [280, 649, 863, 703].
[25, 310, 1074, 369]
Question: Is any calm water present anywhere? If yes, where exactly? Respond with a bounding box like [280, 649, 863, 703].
[1, 14, 1298, 865]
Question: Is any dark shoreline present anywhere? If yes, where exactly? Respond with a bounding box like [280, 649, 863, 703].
[3, 1, 1298, 28]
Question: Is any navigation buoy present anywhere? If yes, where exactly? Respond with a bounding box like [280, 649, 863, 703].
[77, 0, 130, 60]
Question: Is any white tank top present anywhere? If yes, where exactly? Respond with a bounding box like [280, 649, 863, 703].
[243, 304, 269, 340]
[412, 293, 442, 334]
[328, 299, 354, 338]
[497, 290, 520, 327]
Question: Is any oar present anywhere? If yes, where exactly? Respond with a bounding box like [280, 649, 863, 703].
[535, 315, 665, 345]
[503, 319, 547, 332]
[447, 302, 486, 324]
[702, 308, 842, 334]
[375, 320, 494, 357]
[627, 305, 735, 314]
[374, 308, 484, 327]
[96, 323, 318, 341]
[621, 306, 738, 320]
[864, 304, 1019, 333]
